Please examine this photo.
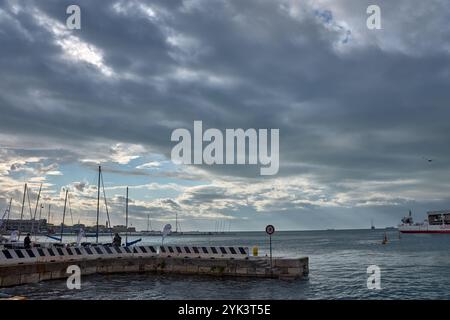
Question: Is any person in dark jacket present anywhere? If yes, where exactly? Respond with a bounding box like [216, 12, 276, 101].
[23, 233, 31, 248]
[113, 233, 122, 246]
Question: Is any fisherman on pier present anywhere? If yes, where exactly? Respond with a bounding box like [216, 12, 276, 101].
[23, 233, 31, 249]
[113, 233, 122, 246]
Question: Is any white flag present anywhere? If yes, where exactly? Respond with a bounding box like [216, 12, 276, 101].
[10, 230, 19, 241]
[161, 224, 172, 245]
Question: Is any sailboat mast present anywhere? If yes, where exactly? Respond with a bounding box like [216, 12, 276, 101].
[147, 214, 150, 232]
[47, 204, 51, 224]
[125, 187, 129, 245]
[31, 183, 42, 236]
[38, 204, 43, 234]
[176, 213, 178, 233]
[1, 198, 12, 233]
[6, 197, 12, 224]
[33, 184, 42, 219]
[18, 183, 27, 239]
[60, 189, 68, 243]
[96, 165, 101, 244]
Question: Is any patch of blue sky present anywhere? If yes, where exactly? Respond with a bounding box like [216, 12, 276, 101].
[46, 158, 206, 201]
[314, 9, 333, 24]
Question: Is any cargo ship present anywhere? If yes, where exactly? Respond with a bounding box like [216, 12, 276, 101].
[398, 210, 450, 234]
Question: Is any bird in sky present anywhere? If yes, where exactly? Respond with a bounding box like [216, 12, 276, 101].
[421, 156, 433, 163]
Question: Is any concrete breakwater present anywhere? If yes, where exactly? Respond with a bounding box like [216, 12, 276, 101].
[0, 245, 309, 287]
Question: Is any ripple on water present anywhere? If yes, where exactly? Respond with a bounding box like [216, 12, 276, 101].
[2, 230, 450, 299]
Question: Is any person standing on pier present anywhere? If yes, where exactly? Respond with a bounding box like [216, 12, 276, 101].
[113, 233, 122, 246]
[23, 233, 31, 249]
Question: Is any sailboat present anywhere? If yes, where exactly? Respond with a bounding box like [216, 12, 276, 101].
[1, 184, 58, 248]
[1, 184, 40, 247]
[371, 219, 375, 230]
[46, 166, 112, 245]
[142, 214, 161, 236]
[46, 188, 68, 242]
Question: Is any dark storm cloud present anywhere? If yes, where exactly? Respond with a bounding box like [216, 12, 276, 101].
[1, 0, 450, 229]
[1, 0, 449, 179]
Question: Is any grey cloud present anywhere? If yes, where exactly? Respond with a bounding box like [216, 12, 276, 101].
[73, 181, 87, 192]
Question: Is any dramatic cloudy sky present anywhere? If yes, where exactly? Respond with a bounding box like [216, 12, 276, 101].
[1, 0, 450, 231]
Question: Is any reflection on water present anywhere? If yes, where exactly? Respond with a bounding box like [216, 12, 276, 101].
[3, 230, 450, 299]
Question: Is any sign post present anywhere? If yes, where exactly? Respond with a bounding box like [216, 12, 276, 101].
[265, 225, 275, 276]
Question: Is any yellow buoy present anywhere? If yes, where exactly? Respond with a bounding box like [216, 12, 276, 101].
[382, 233, 388, 245]
[252, 246, 258, 256]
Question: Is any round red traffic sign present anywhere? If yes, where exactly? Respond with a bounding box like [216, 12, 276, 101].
[265, 224, 275, 235]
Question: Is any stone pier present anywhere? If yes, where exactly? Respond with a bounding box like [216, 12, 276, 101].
[0, 256, 309, 287]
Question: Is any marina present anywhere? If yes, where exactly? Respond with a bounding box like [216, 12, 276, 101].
[0, 166, 308, 290]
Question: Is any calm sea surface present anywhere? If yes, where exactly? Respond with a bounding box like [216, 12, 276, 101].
[2, 229, 450, 300]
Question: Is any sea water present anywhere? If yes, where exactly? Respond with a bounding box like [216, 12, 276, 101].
[2, 229, 450, 300]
